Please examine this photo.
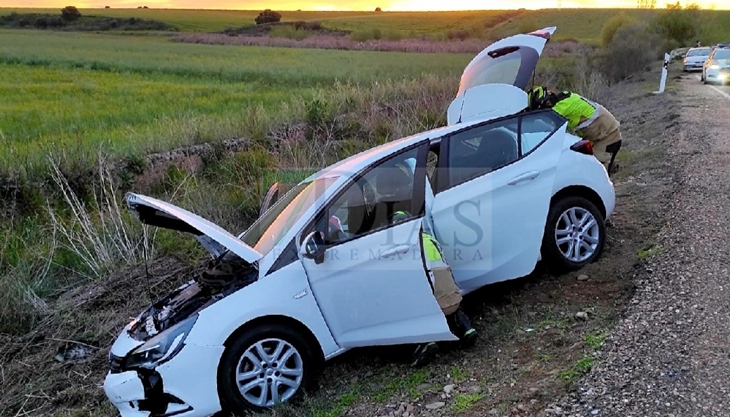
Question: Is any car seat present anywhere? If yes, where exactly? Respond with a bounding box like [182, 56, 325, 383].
[478, 130, 518, 171]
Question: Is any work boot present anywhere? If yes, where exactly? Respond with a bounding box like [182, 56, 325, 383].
[411, 342, 438, 367]
[447, 309, 478, 348]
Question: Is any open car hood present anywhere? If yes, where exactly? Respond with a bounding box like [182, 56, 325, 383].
[125, 193, 263, 264]
[447, 26, 556, 125]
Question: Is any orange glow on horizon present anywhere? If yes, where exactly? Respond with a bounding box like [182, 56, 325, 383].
[2, 0, 728, 10]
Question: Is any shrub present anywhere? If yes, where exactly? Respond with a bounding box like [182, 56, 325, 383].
[255, 9, 282, 25]
[652, 2, 701, 46]
[61, 5, 81, 21]
[601, 12, 634, 46]
[595, 22, 661, 83]
[375, 7, 382, 12]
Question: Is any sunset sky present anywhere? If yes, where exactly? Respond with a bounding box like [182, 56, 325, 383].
[2, 0, 728, 9]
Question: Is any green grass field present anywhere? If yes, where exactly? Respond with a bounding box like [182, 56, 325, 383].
[0, 29, 473, 176]
[3, 7, 730, 42]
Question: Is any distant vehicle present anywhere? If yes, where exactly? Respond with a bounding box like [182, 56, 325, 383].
[102, 26, 616, 417]
[702, 46, 730, 84]
[683, 47, 712, 72]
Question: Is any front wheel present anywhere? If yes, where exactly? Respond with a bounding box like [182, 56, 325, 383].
[541, 196, 606, 273]
[217, 324, 318, 413]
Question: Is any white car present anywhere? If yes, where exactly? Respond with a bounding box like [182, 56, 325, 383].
[682, 46, 711, 72]
[103, 26, 615, 417]
[702, 46, 730, 84]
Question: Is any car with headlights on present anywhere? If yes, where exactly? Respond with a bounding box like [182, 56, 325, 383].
[103, 26, 616, 417]
[702, 45, 730, 84]
[683, 46, 711, 72]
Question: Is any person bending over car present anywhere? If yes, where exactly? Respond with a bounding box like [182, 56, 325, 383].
[527, 86, 622, 175]
[389, 211, 478, 367]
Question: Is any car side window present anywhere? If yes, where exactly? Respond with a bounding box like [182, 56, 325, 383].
[520, 112, 561, 155]
[323, 146, 422, 245]
[446, 118, 519, 187]
[443, 110, 563, 189]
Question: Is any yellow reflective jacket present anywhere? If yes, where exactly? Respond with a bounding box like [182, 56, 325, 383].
[551, 91, 598, 133]
[422, 232, 443, 263]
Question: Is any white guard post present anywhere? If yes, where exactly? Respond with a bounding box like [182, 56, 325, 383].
[657, 52, 670, 94]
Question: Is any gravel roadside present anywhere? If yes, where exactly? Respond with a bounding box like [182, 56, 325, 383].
[548, 75, 730, 417]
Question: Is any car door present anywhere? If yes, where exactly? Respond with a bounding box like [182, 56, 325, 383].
[430, 110, 568, 292]
[297, 141, 457, 348]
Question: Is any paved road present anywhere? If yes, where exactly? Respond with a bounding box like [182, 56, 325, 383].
[552, 75, 730, 417]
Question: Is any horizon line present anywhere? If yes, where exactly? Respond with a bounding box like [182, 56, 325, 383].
[1, 6, 725, 10]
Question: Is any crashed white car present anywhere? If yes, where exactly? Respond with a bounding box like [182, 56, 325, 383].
[103, 26, 615, 417]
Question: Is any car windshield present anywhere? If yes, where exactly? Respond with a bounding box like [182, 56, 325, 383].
[713, 49, 730, 59]
[240, 176, 339, 256]
[687, 49, 710, 57]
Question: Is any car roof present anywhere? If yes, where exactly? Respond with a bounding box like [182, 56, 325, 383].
[308, 119, 487, 181]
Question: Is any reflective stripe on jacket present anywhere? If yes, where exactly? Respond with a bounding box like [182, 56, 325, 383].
[551, 91, 598, 132]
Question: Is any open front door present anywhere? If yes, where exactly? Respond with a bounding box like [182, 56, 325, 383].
[297, 142, 457, 348]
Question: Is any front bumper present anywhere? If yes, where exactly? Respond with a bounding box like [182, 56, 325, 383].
[104, 343, 225, 417]
[705, 68, 730, 83]
[683, 62, 704, 71]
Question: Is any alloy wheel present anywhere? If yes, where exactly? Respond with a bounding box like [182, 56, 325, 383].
[554, 207, 601, 263]
[236, 338, 304, 407]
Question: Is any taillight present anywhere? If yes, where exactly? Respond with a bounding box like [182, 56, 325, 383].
[570, 139, 593, 155]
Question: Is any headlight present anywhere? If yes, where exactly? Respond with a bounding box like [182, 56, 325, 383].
[122, 314, 198, 370]
[710, 64, 720, 69]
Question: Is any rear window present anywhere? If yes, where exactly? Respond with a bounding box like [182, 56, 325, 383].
[457, 46, 540, 95]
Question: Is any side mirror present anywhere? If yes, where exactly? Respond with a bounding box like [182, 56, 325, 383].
[300, 231, 326, 262]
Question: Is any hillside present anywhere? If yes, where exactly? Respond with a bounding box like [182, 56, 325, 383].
[2, 7, 730, 43]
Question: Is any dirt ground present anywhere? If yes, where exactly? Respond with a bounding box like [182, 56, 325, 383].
[0, 65, 681, 417]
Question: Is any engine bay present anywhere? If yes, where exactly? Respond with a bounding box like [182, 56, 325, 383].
[129, 253, 258, 341]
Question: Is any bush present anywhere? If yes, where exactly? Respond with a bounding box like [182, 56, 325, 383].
[601, 12, 634, 46]
[61, 5, 81, 21]
[255, 9, 281, 25]
[595, 22, 661, 83]
[652, 2, 700, 46]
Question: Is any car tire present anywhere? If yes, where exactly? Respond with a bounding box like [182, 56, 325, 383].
[541, 196, 606, 273]
[217, 323, 318, 413]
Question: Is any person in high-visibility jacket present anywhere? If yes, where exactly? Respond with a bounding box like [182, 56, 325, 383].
[528, 86, 622, 174]
[390, 211, 478, 367]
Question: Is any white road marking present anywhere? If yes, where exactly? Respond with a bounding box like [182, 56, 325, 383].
[695, 75, 730, 101]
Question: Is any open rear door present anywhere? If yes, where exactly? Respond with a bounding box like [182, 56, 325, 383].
[447, 27, 557, 125]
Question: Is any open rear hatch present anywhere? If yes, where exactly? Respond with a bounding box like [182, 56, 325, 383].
[447, 26, 556, 125]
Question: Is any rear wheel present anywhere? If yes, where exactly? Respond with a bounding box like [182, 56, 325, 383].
[217, 324, 318, 413]
[541, 196, 606, 273]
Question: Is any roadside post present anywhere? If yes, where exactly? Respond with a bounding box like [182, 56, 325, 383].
[656, 52, 670, 94]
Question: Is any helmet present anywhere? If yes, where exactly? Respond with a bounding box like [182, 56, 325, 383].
[390, 210, 410, 223]
[528, 86, 549, 110]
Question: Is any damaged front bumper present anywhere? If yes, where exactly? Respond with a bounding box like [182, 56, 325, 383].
[104, 340, 225, 417]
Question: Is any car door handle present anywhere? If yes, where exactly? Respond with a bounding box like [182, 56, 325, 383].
[507, 171, 540, 186]
[381, 245, 411, 258]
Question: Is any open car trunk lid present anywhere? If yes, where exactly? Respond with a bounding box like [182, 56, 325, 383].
[125, 192, 263, 264]
[447, 26, 556, 125]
